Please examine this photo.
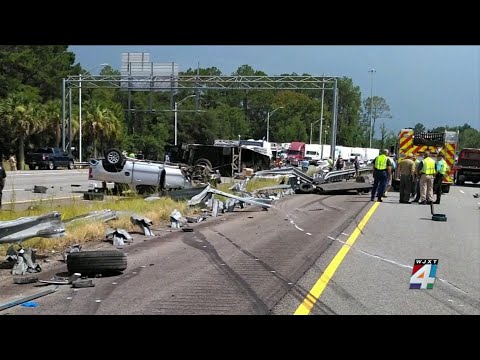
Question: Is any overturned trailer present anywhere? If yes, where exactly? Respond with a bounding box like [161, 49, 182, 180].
[166, 139, 272, 177]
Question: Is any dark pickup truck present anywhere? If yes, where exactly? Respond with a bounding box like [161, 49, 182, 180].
[27, 148, 75, 170]
[454, 148, 480, 185]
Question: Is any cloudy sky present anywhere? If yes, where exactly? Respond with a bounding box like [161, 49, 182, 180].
[70, 46, 480, 133]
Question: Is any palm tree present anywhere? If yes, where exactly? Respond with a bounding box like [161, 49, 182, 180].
[41, 99, 63, 148]
[83, 100, 123, 158]
[0, 93, 45, 169]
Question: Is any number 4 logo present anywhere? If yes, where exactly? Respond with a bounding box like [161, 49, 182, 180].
[410, 264, 437, 289]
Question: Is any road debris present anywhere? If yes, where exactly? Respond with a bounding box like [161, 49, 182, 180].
[62, 244, 82, 262]
[170, 209, 188, 229]
[72, 279, 95, 288]
[0, 286, 58, 312]
[11, 248, 42, 275]
[106, 228, 133, 246]
[0, 212, 65, 245]
[39, 273, 81, 285]
[130, 215, 155, 236]
[13, 276, 39, 284]
[65, 210, 118, 224]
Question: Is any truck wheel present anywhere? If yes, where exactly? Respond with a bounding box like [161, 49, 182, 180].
[299, 183, 314, 194]
[68, 161, 74, 170]
[104, 148, 124, 166]
[194, 158, 213, 171]
[48, 161, 55, 170]
[67, 250, 127, 275]
[472, 180, 479, 184]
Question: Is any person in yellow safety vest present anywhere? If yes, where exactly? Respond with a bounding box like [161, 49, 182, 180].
[371, 149, 393, 202]
[433, 153, 449, 204]
[327, 157, 334, 172]
[416, 151, 436, 204]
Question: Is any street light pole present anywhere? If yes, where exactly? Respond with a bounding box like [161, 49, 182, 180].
[174, 94, 196, 145]
[266, 106, 284, 142]
[79, 63, 108, 162]
[174, 101, 178, 146]
[319, 73, 326, 158]
[79, 73, 82, 161]
[310, 119, 320, 144]
[368, 68, 376, 149]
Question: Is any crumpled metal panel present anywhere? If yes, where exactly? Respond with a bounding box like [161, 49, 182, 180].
[0, 212, 65, 244]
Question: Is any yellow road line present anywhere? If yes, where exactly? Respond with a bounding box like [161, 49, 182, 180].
[294, 202, 380, 315]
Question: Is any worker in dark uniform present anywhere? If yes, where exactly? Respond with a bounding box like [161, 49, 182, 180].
[0, 159, 6, 209]
[411, 154, 422, 202]
[371, 149, 393, 202]
[397, 153, 415, 203]
[434, 153, 448, 204]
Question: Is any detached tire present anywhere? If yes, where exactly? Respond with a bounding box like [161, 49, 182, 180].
[299, 183, 314, 194]
[67, 250, 127, 275]
[104, 148, 124, 166]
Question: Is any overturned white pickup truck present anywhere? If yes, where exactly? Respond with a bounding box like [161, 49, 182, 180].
[89, 148, 195, 195]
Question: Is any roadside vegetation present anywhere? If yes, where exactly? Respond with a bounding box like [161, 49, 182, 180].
[0, 178, 284, 256]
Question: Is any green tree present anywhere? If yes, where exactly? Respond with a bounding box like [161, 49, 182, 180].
[362, 96, 392, 140]
[413, 123, 426, 133]
[336, 77, 363, 146]
[83, 100, 123, 158]
[0, 46, 81, 100]
[0, 92, 44, 168]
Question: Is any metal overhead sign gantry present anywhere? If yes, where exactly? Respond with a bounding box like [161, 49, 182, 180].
[62, 74, 340, 160]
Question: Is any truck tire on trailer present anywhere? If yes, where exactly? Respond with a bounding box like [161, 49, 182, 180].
[194, 158, 213, 171]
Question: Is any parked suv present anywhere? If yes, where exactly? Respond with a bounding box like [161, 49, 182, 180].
[89, 148, 192, 194]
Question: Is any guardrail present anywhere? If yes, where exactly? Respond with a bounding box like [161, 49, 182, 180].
[74, 162, 90, 169]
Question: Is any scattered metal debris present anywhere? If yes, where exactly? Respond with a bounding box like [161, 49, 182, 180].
[11, 248, 42, 275]
[130, 215, 155, 236]
[185, 215, 206, 223]
[106, 228, 133, 246]
[187, 185, 213, 206]
[0, 286, 59, 312]
[0, 212, 65, 245]
[39, 273, 81, 285]
[170, 209, 188, 229]
[13, 276, 39, 285]
[62, 244, 82, 262]
[65, 210, 118, 224]
[72, 279, 95, 288]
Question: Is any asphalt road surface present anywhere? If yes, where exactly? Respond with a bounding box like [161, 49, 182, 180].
[1, 169, 90, 206]
[2, 183, 479, 315]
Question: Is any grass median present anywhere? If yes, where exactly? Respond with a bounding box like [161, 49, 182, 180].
[0, 177, 286, 256]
